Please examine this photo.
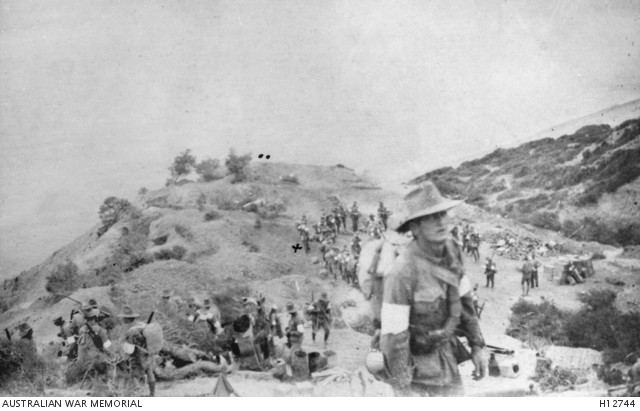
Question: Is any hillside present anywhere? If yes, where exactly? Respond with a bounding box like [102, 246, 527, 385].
[411, 117, 640, 247]
[2, 158, 640, 397]
[0, 162, 396, 339]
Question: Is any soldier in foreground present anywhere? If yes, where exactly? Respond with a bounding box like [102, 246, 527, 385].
[118, 306, 156, 397]
[380, 181, 483, 396]
[307, 292, 332, 347]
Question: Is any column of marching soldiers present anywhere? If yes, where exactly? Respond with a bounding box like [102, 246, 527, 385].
[296, 201, 392, 287]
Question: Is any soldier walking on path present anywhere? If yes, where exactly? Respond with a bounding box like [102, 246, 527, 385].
[301, 227, 311, 254]
[484, 257, 496, 289]
[351, 234, 362, 257]
[530, 254, 541, 288]
[380, 181, 485, 396]
[350, 202, 360, 232]
[307, 292, 332, 347]
[338, 205, 348, 231]
[333, 208, 341, 234]
[377, 202, 390, 231]
[521, 256, 534, 296]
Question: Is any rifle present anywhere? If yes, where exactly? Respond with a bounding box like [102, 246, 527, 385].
[607, 381, 640, 396]
[58, 294, 110, 318]
[477, 301, 486, 319]
[4, 328, 11, 341]
[147, 311, 155, 324]
[486, 344, 515, 355]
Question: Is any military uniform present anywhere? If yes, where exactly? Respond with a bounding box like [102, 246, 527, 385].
[119, 306, 156, 397]
[484, 259, 496, 288]
[350, 203, 360, 232]
[380, 240, 464, 396]
[285, 303, 305, 352]
[521, 261, 534, 296]
[308, 294, 332, 345]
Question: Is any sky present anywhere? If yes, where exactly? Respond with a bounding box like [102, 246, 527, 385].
[1, 0, 639, 278]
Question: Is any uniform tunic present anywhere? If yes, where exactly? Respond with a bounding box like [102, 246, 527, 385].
[380, 240, 463, 395]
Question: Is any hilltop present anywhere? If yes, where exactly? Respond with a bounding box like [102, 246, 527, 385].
[411, 117, 640, 247]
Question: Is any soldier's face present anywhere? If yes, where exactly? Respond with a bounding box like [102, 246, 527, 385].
[412, 211, 450, 243]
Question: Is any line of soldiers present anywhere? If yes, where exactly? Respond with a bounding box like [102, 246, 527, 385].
[296, 201, 392, 250]
[321, 240, 360, 285]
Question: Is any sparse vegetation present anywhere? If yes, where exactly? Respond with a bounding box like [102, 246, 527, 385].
[154, 245, 187, 261]
[204, 210, 221, 221]
[281, 174, 300, 184]
[0, 339, 49, 394]
[195, 158, 223, 182]
[98, 197, 138, 237]
[168, 149, 197, 183]
[174, 224, 194, 241]
[225, 149, 252, 183]
[93, 217, 154, 285]
[508, 290, 640, 365]
[45, 261, 81, 295]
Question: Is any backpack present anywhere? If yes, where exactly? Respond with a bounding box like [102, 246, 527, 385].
[356, 239, 401, 323]
[127, 322, 164, 354]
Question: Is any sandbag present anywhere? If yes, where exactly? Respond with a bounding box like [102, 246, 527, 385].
[142, 323, 164, 354]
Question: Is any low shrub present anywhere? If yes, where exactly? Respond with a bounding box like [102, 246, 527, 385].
[45, 261, 80, 296]
[174, 224, 194, 241]
[0, 340, 48, 393]
[280, 174, 300, 184]
[506, 299, 570, 346]
[508, 290, 640, 365]
[527, 211, 561, 231]
[497, 189, 523, 201]
[154, 245, 187, 261]
[257, 201, 287, 219]
[204, 210, 221, 221]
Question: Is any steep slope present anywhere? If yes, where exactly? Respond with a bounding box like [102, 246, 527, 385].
[0, 162, 396, 342]
[410, 117, 640, 246]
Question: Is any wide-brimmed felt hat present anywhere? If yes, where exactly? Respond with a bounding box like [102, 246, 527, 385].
[286, 302, 296, 313]
[161, 289, 173, 299]
[202, 298, 212, 308]
[85, 308, 101, 319]
[17, 323, 32, 338]
[88, 299, 98, 309]
[395, 181, 462, 233]
[117, 305, 140, 319]
[319, 292, 328, 301]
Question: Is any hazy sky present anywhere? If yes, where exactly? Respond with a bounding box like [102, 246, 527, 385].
[1, 0, 639, 277]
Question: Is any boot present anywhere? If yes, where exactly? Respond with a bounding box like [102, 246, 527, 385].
[148, 381, 155, 397]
